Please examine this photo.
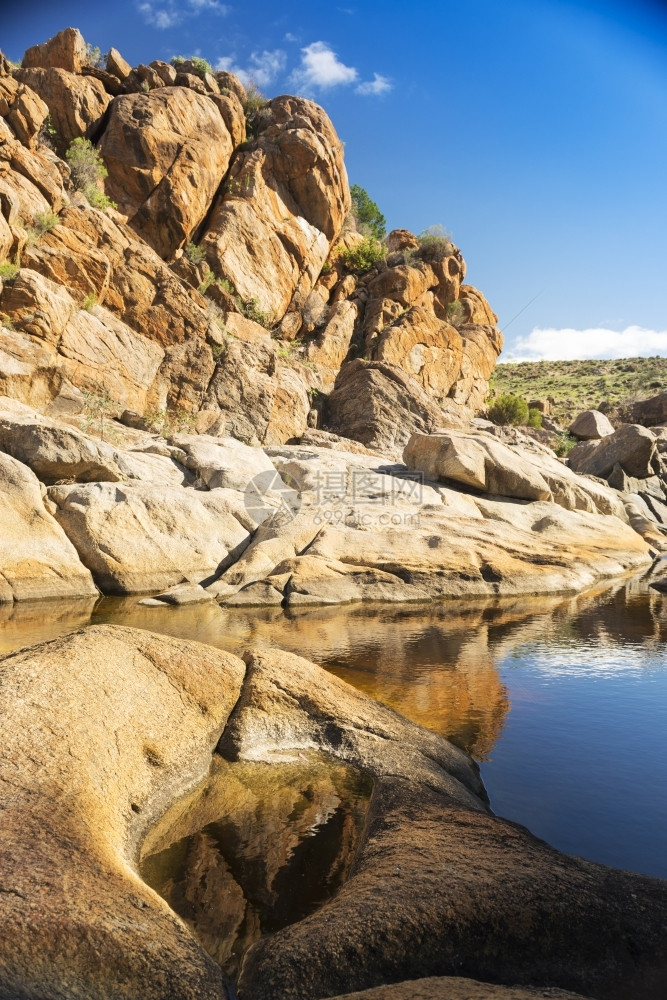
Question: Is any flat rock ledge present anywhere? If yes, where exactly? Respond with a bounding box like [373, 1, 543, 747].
[0, 626, 666, 1000]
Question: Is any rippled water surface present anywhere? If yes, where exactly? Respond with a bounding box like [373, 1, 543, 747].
[2, 576, 666, 878]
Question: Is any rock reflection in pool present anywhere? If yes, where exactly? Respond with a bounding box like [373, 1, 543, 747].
[139, 753, 372, 976]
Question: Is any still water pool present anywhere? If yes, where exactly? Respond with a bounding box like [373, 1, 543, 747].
[2, 575, 666, 879]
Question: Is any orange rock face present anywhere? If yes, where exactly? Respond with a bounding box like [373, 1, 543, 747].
[99, 87, 237, 259]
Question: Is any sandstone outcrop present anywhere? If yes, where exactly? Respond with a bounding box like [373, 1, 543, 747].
[49, 480, 251, 593]
[329, 981, 591, 999]
[201, 95, 349, 323]
[0, 450, 97, 601]
[18, 67, 112, 143]
[326, 359, 447, 455]
[99, 87, 238, 258]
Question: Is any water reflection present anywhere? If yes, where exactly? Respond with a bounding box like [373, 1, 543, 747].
[140, 754, 371, 976]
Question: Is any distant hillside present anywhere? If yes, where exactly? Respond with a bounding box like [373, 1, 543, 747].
[490, 356, 667, 426]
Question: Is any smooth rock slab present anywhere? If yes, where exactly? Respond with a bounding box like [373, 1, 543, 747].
[50, 481, 251, 593]
[568, 424, 657, 480]
[0, 626, 245, 1000]
[0, 451, 97, 602]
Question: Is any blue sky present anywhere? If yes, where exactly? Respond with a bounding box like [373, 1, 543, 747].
[2, 0, 667, 361]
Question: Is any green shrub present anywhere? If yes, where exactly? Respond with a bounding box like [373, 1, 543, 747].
[244, 83, 268, 117]
[554, 432, 577, 458]
[446, 300, 465, 327]
[85, 43, 106, 69]
[26, 211, 59, 241]
[0, 262, 19, 281]
[82, 293, 97, 312]
[350, 184, 386, 240]
[198, 271, 216, 295]
[66, 138, 115, 210]
[185, 241, 205, 265]
[416, 224, 455, 262]
[527, 407, 543, 429]
[170, 55, 213, 77]
[488, 393, 529, 426]
[242, 297, 272, 328]
[337, 237, 386, 273]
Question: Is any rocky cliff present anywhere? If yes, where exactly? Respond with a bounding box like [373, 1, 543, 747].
[0, 27, 502, 449]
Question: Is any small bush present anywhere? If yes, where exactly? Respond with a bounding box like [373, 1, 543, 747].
[185, 241, 205, 265]
[171, 55, 213, 77]
[488, 393, 529, 426]
[554, 432, 577, 458]
[446, 300, 465, 327]
[337, 237, 386, 273]
[242, 297, 272, 328]
[66, 138, 115, 210]
[527, 407, 543, 429]
[85, 43, 106, 69]
[82, 293, 97, 312]
[416, 224, 455, 262]
[211, 343, 226, 361]
[39, 114, 58, 149]
[198, 271, 216, 295]
[244, 83, 268, 117]
[26, 211, 59, 241]
[0, 262, 19, 281]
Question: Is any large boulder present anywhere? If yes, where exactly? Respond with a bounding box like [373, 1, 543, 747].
[99, 87, 238, 259]
[168, 433, 281, 491]
[631, 390, 667, 427]
[0, 450, 97, 602]
[201, 95, 349, 323]
[0, 76, 49, 148]
[569, 409, 614, 440]
[22, 27, 88, 74]
[49, 481, 252, 592]
[17, 67, 112, 143]
[0, 626, 244, 999]
[404, 431, 552, 501]
[326, 360, 446, 456]
[568, 424, 657, 480]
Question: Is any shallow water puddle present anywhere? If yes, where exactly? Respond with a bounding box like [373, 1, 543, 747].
[139, 753, 372, 976]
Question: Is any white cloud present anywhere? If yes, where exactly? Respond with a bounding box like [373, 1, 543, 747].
[216, 49, 286, 87]
[138, 0, 229, 29]
[290, 41, 358, 90]
[284, 32, 299, 43]
[356, 72, 392, 96]
[501, 325, 667, 362]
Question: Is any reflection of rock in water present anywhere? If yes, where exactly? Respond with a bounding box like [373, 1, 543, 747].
[140, 754, 371, 977]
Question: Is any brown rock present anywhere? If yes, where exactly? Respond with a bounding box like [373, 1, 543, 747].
[384, 229, 419, 252]
[0, 78, 49, 147]
[207, 91, 246, 147]
[404, 431, 552, 501]
[106, 47, 132, 81]
[22, 27, 88, 74]
[305, 299, 358, 381]
[374, 306, 464, 397]
[326, 359, 445, 454]
[17, 67, 112, 143]
[0, 625, 243, 998]
[0, 450, 97, 602]
[631, 390, 667, 427]
[569, 409, 614, 440]
[214, 70, 246, 103]
[201, 95, 349, 323]
[568, 424, 657, 480]
[149, 60, 177, 86]
[99, 87, 234, 259]
[458, 284, 498, 325]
